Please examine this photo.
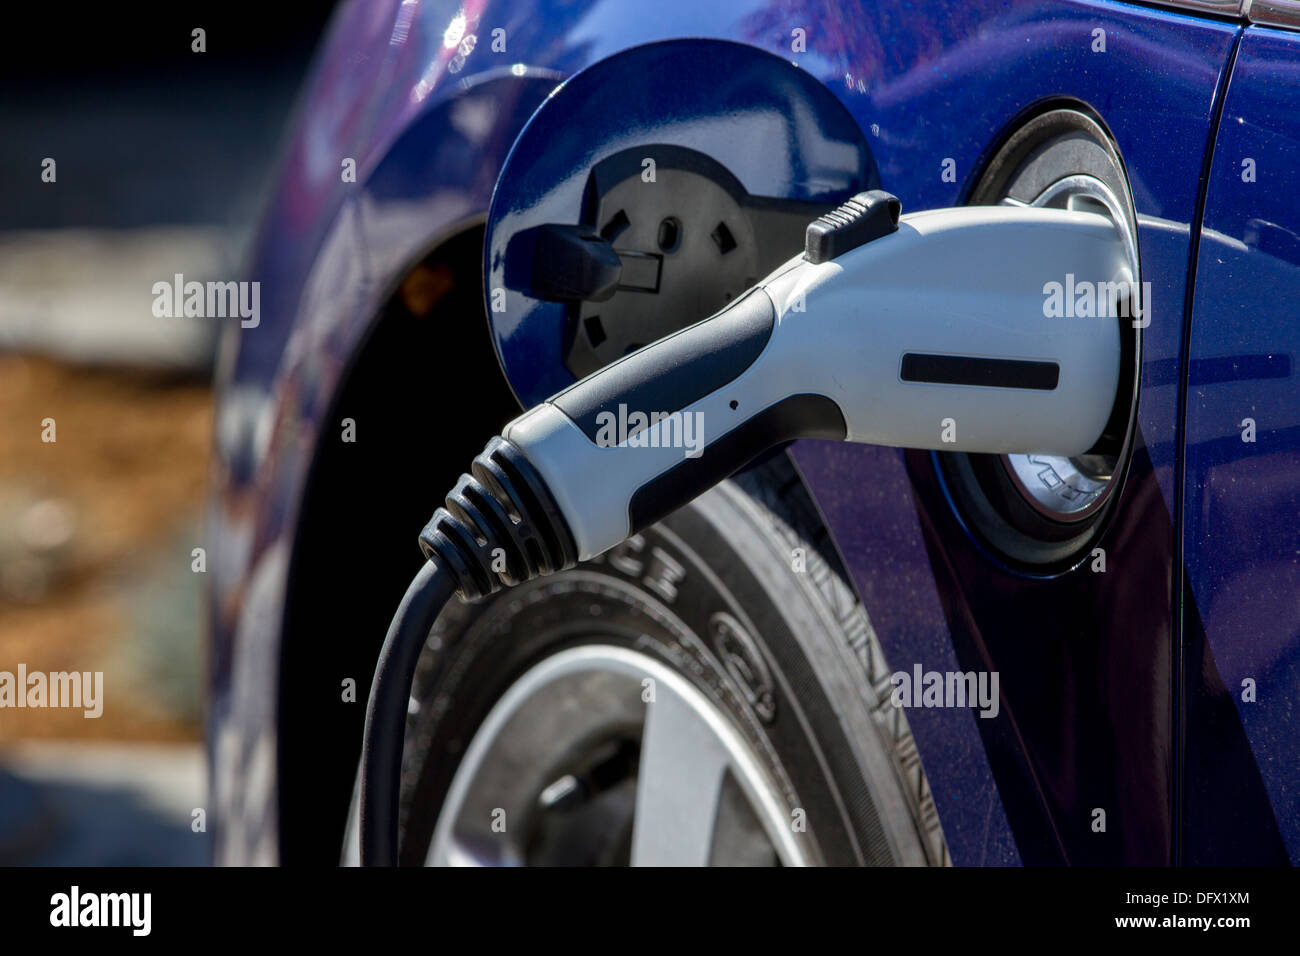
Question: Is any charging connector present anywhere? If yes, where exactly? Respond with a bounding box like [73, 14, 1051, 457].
[360, 190, 1131, 864]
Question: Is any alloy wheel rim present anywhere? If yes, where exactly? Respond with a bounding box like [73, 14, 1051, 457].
[426, 644, 809, 866]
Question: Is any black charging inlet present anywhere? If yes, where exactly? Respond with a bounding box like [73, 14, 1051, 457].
[940, 107, 1143, 570]
[527, 144, 838, 379]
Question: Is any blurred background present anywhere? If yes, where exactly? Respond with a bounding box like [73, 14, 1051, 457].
[0, 5, 336, 864]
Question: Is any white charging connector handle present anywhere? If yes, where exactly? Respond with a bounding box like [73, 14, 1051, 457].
[499, 195, 1128, 561]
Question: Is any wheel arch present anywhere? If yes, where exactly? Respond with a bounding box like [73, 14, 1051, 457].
[269, 69, 559, 863]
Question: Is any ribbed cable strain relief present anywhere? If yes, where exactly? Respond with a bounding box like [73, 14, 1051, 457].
[418, 436, 578, 601]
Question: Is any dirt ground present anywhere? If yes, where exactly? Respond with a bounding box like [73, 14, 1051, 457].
[0, 354, 211, 742]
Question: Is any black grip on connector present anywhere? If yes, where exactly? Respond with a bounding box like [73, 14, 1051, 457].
[627, 393, 846, 533]
[804, 190, 900, 264]
[550, 286, 776, 441]
[419, 437, 578, 601]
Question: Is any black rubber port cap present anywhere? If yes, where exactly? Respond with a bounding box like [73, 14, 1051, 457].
[505, 223, 623, 303]
[804, 190, 901, 264]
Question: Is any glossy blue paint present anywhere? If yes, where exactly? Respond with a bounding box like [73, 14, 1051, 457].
[207, 0, 1294, 865]
[1184, 25, 1300, 863]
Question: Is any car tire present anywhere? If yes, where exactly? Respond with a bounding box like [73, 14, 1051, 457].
[397, 451, 948, 866]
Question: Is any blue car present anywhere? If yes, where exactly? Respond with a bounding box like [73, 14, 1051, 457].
[207, 0, 1299, 866]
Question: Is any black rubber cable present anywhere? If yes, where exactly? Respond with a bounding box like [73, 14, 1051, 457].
[359, 437, 579, 865]
[360, 559, 458, 867]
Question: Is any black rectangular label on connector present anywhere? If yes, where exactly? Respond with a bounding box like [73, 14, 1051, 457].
[900, 353, 1060, 390]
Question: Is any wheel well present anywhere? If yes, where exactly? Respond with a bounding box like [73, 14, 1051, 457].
[276, 224, 522, 864]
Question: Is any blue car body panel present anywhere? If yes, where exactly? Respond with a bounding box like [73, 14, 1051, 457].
[1184, 25, 1300, 863]
[208, 0, 1296, 864]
